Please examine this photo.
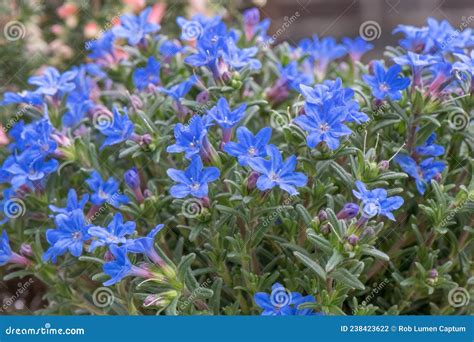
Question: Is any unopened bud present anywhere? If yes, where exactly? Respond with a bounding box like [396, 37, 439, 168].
[336, 203, 359, 220]
[318, 209, 328, 221]
[378, 160, 390, 171]
[320, 223, 331, 234]
[347, 234, 359, 246]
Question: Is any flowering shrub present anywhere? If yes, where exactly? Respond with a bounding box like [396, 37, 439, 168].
[0, 7, 473, 316]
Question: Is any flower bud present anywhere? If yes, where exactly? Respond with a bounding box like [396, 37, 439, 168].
[320, 223, 331, 234]
[347, 234, 359, 246]
[318, 209, 328, 221]
[19, 243, 33, 257]
[196, 90, 210, 104]
[433, 172, 442, 183]
[336, 203, 359, 220]
[428, 269, 438, 279]
[378, 160, 390, 171]
[124, 167, 141, 190]
[247, 171, 260, 191]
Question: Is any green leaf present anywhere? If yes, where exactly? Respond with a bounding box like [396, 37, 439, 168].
[325, 250, 343, 272]
[326, 208, 344, 242]
[331, 268, 365, 290]
[177, 253, 196, 282]
[307, 230, 333, 254]
[361, 247, 389, 261]
[294, 251, 327, 281]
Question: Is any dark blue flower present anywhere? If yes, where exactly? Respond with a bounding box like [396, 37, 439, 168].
[1, 154, 58, 190]
[86, 31, 116, 59]
[62, 101, 92, 128]
[166, 115, 210, 159]
[167, 156, 220, 198]
[224, 126, 272, 166]
[294, 101, 352, 150]
[49, 188, 89, 215]
[415, 133, 445, 157]
[112, 7, 160, 46]
[247, 145, 307, 196]
[342, 37, 373, 62]
[352, 181, 404, 220]
[133, 56, 161, 90]
[43, 209, 91, 263]
[208, 97, 246, 129]
[363, 61, 410, 100]
[102, 245, 152, 286]
[126, 224, 164, 265]
[336, 202, 360, 220]
[88, 213, 136, 251]
[395, 155, 446, 195]
[28, 67, 77, 97]
[86, 171, 129, 207]
[98, 107, 134, 150]
[124, 167, 141, 190]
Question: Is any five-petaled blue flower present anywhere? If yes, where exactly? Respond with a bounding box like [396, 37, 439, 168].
[102, 245, 151, 286]
[395, 155, 446, 195]
[166, 115, 211, 159]
[133, 56, 161, 90]
[363, 61, 411, 100]
[112, 7, 160, 46]
[43, 209, 91, 263]
[208, 98, 247, 129]
[28, 67, 77, 97]
[88, 213, 136, 252]
[49, 188, 89, 215]
[98, 107, 134, 150]
[159, 76, 198, 102]
[247, 145, 307, 195]
[127, 224, 164, 265]
[167, 156, 220, 198]
[353, 181, 404, 220]
[294, 102, 352, 150]
[254, 282, 318, 316]
[224, 127, 272, 166]
[86, 171, 129, 207]
[415, 133, 445, 157]
[342, 37, 374, 62]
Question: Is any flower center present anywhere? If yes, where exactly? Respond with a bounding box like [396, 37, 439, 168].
[269, 172, 280, 181]
[319, 122, 330, 133]
[190, 182, 200, 191]
[247, 146, 257, 156]
[72, 232, 82, 240]
[379, 83, 389, 92]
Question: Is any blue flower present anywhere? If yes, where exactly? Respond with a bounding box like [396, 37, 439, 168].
[277, 61, 314, 91]
[86, 31, 116, 59]
[415, 133, 445, 157]
[98, 107, 134, 150]
[112, 7, 160, 46]
[2, 91, 43, 106]
[221, 39, 261, 70]
[254, 282, 317, 316]
[393, 52, 440, 85]
[166, 115, 210, 159]
[1, 154, 58, 190]
[124, 167, 141, 190]
[126, 224, 164, 265]
[159, 40, 185, 57]
[224, 127, 272, 166]
[208, 98, 247, 129]
[352, 181, 404, 220]
[159, 76, 198, 102]
[167, 156, 220, 198]
[86, 171, 129, 207]
[43, 209, 91, 263]
[28, 67, 77, 97]
[133, 56, 161, 90]
[301, 36, 347, 78]
[102, 245, 151, 286]
[0, 231, 30, 266]
[88, 213, 136, 251]
[62, 101, 92, 128]
[392, 25, 428, 52]
[49, 188, 89, 215]
[342, 37, 374, 61]
[243, 8, 270, 41]
[395, 155, 445, 195]
[453, 51, 474, 76]
[363, 61, 410, 100]
[247, 145, 307, 195]
[294, 102, 352, 150]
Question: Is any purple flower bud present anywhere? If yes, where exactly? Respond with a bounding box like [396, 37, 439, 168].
[144, 294, 163, 307]
[318, 209, 328, 221]
[320, 223, 331, 234]
[196, 90, 210, 104]
[428, 269, 438, 279]
[336, 202, 359, 220]
[124, 167, 141, 190]
[247, 171, 260, 191]
[104, 250, 115, 262]
[19, 243, 33, 257]
[433, 172, 442, 183]
[362, 226, 375, 237]
[378, 160, 390, 171]
[347, 234, 359, 246]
